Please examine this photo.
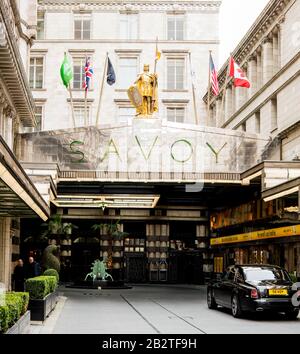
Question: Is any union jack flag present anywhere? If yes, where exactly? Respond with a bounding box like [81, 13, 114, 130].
[83, 57, 93, 91]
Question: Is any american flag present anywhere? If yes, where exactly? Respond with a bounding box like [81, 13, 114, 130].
[209, 53, 219, 96]
[83, 57, 93, 91]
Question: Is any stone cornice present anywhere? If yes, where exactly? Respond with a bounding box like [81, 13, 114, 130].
[0, 0, 36, 126]
[203, 0, 294, 103]
[37, 0, 221, 13]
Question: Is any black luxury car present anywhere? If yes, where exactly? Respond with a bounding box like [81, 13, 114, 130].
[207, 264, 300, 319]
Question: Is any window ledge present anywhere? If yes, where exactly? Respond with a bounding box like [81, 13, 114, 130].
[71, 89, 94, 92]
[163, 89, 189, 93]
[31, 88, 47, 91]
[115, 89, 129, 92]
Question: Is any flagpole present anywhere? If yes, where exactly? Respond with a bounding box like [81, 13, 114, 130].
[207, 50, 212, 125]
[154, 37, 159, 74]
[188, 52, 199, 125]
[96, 52, 108, 126]
[84, 89, 88, 126]
[68, 83, 76, 128]
[219, 54, 231, 125]
[84, 55, 88, 126]
[152, 37, 160, 114]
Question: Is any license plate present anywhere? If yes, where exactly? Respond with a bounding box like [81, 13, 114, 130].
[269, 289, 288, 296]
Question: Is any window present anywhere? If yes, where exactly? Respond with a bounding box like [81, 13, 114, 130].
[241, 122, 246, 132]
[118, 107, 135, 123]
[167, 107, 185, 123]
[167, 58, 185, 90]
[118, 57, 138, 88]
[74, 15, 91, 40]
[255, 111, 261, 134]
[37, 12, 45, 40]
[72, 57, 85, 89]
[120, 14, 138, 40]
[74, 106, 90, 127]
[34, 105, 43, 131]
[271, 98, 278, 131]
[167, 15, 184, 40]
[29, 57, 44, 89]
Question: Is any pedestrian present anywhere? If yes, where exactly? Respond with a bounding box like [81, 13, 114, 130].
[26, 256, 41, 279]
[13, 259, 25, 292]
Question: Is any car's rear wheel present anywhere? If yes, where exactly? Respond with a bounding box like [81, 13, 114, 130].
[285, 309, 299, 320]
[207, 288, 217, 309]
[231, 294, 243, 318]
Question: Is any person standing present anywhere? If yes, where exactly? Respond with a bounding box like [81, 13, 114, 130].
[13, 259, 25, 292]
[26, 256, 41, 279]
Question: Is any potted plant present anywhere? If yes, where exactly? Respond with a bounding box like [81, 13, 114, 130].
[1, 292, 31, 334]
[63, 222, 78, 236]
[41, 214, 63, 236]
[25, 275, 58, 321]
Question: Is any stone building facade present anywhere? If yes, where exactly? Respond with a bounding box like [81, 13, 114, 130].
[206, 0, 300, 275]
[30, 0, 221, 130]
[0, 0, 49, 289]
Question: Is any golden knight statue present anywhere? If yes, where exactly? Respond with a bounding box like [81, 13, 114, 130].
[128, 64, 158, 117]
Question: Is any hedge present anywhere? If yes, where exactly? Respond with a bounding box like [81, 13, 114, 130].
[25, 276, 57, 300]
[43, 269, 59, 282]
[0, 305, 9, 333]
[0, 292, 30, 333]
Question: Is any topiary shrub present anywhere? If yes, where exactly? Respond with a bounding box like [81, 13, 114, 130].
[42, 245, 60, 273]
[46, 276, 57, 293]
[43, 269, 59, 282]
[25, 276, 50, 300]
[0, 292, 30, 333]
[0, 305, 9, 333]
[5, 293, 23, 326]
[25, 276, 57, 300]
[11, 292, 30, 315]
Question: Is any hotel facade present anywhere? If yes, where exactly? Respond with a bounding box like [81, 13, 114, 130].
[1, 0, 300, 288]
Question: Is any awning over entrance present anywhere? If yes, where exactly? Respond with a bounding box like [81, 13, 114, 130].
[0, 137, 49, 220]
[241, 161, 300, 190]
[262, 177, 300, 202]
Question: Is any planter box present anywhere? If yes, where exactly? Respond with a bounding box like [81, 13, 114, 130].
[28, 291, 57, 322]
[6, 311, 31, 334]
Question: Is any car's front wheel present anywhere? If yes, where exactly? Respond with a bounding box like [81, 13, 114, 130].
[231, 294, 243, 318]
[285, 309, 299, 320]
[207, 288, 217, 309]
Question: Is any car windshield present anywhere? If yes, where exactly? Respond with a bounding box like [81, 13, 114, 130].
[243, 267, 290, 282]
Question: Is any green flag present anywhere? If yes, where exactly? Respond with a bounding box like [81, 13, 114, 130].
[60, 53, 73, 88]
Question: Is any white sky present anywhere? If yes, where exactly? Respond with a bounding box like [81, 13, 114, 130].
[219, 0, 270, 63]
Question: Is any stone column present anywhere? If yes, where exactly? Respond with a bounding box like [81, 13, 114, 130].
[224, 85, 233, 121]
[231, 85, 236, 114]
[248, 55, 257, 97]
[256, 48, 262, 90]
[0, 218, 12, 290]
[262, 36, 273, 85]
[272, 28, 280, 74]
[215, 98, 221, 127]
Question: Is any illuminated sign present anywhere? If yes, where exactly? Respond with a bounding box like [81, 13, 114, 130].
[211, 225, 300, 246]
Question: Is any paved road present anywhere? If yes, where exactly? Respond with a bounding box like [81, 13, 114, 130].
[51, 285, 300, 334]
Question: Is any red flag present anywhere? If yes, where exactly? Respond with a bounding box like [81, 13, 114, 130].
[229, 56, 250, 88]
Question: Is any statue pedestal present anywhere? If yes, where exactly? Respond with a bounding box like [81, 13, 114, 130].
[131, 115, 162, 132]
